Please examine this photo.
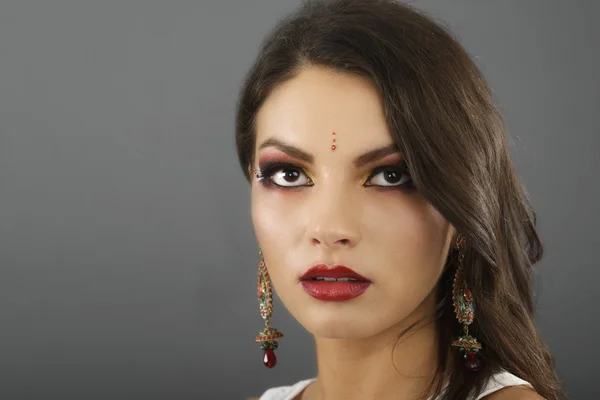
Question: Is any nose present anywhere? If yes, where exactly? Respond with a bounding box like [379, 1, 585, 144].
[305, 185, 361, 249]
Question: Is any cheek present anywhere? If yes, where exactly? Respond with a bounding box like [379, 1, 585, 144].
[251, 187, 305, 305]
[357, 197, 452, 331]
[364, 195, 452, 279]
[252, 186, 290, 244]
[251, 186, 306, 267]
[251, 188, 272, 246]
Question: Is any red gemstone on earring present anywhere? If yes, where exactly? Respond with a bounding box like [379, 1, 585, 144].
[263, 348, 277, 368]
[465, 351, 481, 372]
[464, 287, 473, 302]
[331, 145, 336, 150]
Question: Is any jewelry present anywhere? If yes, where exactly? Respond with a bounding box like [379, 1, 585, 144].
[256, 249, 283, 368]
[451, 234, 483, 371]
[253, 168, 264, 182]
[331, 131, 336, 151]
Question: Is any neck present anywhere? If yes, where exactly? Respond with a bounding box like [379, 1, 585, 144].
[304, 303, 441, 400]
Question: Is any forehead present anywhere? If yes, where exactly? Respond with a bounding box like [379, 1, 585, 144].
[255, 67, 393, 154]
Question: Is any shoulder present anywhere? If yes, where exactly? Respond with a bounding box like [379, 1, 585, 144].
[482, 386, 544, 400]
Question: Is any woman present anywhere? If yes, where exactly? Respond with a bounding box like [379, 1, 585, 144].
[236, 1, 564, 399]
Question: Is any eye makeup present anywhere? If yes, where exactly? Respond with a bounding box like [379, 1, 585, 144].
[255, 159, 414, 192]
[254, 160, 314, 189]
[360, 161, 415, 191]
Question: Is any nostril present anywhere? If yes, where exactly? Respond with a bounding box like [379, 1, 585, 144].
[310, 232, 358, 248]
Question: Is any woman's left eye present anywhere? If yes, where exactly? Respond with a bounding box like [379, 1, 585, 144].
[365, 166, 412, 187]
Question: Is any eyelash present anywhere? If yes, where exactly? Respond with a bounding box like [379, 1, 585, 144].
[255, 161, 414, 191]
[256, 162, 314, 189]
[363, 163, 414, 190]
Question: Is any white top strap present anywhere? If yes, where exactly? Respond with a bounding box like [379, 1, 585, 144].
[259, 378, 313, 400]
[474, 370, 532, 399]
[259, 371, 533, 400]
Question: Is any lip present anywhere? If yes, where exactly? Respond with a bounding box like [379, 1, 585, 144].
[300, 265, 370, 281]
[300, 265, 371, 301]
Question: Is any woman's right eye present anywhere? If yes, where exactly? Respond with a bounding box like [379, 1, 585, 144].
[269, 168, 312, 187]
[259, 164, 313, 188]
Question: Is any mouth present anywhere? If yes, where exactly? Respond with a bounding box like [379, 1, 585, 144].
[299, 265, 370, 282]
[299, 265, 371, 301]
[309, 277, 360, 281]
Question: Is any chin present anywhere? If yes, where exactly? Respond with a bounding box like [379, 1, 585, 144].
[295, 304, 385, 339]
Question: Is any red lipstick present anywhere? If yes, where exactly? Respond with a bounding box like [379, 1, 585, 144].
[299, 265, 371, 301]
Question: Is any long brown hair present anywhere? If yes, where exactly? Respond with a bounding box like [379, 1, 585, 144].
[235, 1, 564, 398]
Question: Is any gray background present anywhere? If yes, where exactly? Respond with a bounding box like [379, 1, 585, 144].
[0, 1, 597, 399]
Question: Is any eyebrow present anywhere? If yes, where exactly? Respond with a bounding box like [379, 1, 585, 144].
[258, 138, 314, 164]
[257, 138, 400, 168]
[353, 143, 400, 168]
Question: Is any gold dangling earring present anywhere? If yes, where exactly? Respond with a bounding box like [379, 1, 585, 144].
[256, 249, 283, 368]
[451, 234, 483, 371]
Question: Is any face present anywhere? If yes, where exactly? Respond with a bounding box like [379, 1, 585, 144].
[251, 67, 455, 339]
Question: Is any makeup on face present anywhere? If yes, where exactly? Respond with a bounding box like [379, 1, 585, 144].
[299, 264, 371, 301]
[253, 137, 414, 191]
